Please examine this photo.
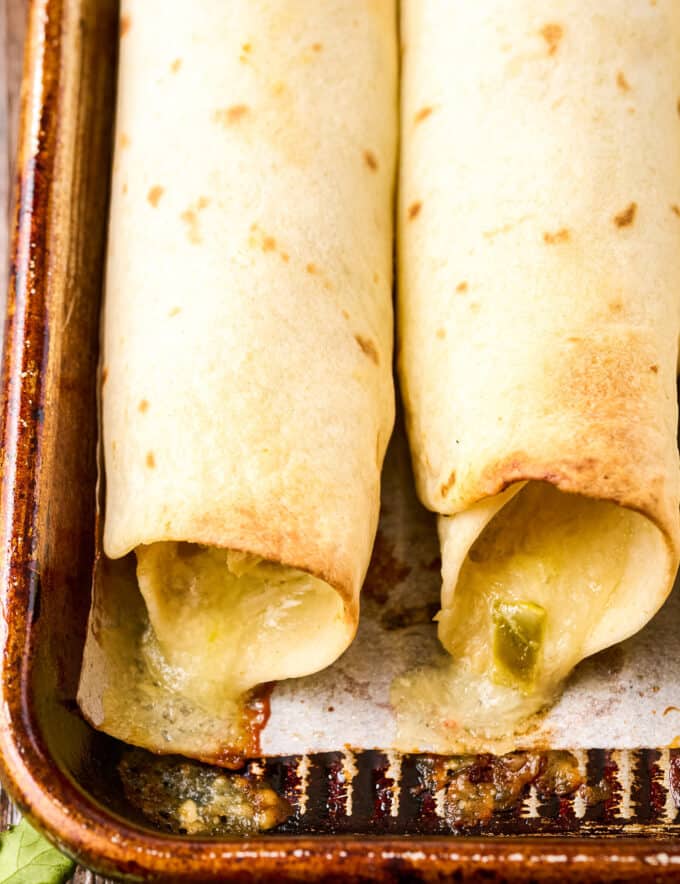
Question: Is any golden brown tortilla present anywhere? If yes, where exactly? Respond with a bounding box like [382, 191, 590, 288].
[78, 0, 398, 762]
[397, 0, 680, 739]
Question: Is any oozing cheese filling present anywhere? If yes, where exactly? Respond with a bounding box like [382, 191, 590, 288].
[136, 543, 348, 715]
[439, 482, 635, 701]
[393, 482, 657, 746]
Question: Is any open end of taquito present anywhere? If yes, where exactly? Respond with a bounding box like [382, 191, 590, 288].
[433, 481, 674, 735]
[78, 539, 356, 765]
[136, 543, 351, 704]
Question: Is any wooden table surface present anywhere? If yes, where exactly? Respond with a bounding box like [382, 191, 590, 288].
[1, 3, 113, 881]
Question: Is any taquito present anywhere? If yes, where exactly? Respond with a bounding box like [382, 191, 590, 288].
[78, 0, 397, 762]
[398, 0, 680, 738]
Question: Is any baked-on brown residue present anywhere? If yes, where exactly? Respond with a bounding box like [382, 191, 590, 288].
[147, 185, 164, 208]
[415, 106, 434, 125]
[171, 58, 182, 73]
[120, 14, 131, 36]
[138, 399, 149, 413]
[440, 470, 457, 497]
[543, 227, 570, 244]
[363, 149, 378, 171]
[354, 334, 379, 365]
[146, 451, 156, 468]
[664, 706, 680, 716]
[118, 749, 290, 836]
[418, 751, 585, 828]
[363, 531, 412, 604]
[408, 201, 422, 220]
[540, 23, 564, 56]
[456, 281, 469, 293]
[616, 71, 631, 92]
[614, 202, 637, 227]
[214, 104, 250, 126]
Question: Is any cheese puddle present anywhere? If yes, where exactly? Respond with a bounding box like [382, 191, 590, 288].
[137, 543, 349, 714]
[392, 482, 656, 750]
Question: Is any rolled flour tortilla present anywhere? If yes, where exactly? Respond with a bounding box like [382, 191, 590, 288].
[78, 0, 397, 762]
[398, 0, 680, 737]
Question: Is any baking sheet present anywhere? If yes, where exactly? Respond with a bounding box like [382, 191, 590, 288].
[261, 422, 680, 755]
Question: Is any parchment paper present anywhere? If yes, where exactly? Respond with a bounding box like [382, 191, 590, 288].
[261, 423, 680, 754]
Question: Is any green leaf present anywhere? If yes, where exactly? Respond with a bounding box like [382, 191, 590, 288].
[0, 818, 75, 884]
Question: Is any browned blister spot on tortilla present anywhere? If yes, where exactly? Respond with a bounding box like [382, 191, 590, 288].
[473, 333, 661, 508]
[616, 71, 631, 92]
[484, 215, 531, 239]
[436, 328, 446, 339]
[138, 399, 149, 413]
[540, 23, 563, 56]
[373, 272, 380, 284]
[119, 132, 130, 149]
[415, 106, 434, 125]
[456, 281, 469, 293]
[214, 104, 250, 126]
[147, 185, 164, 208]
[197, 196, 210, 210]
[363, 149, 378, 171]
[181, 209, 202, 244]
[440, 470, 457, 497]
[122, 182, 128, 195]
[664, 706, 680, 716]
[650, 364, 659, 373]
[169, 306, 181, 317]
[262, 236, 276, 252]
[146, 451, 156, 468]
[171, 58, 182, 73]
[609, 300, 623, 313]
[281, 252, 289, 263]
[408, 200, 422, 221]
[120, 14, 131, 36]
[101, 367, 109, 385]
[342, 309, 350, 320]
[354, 334, 380, 365]
[614, 202, 637, 228]
[543, 228, 570, 244]
[306, 262, 317, 274]
[311, 42, 323, 52]
[672, 204, 680, 218]
[677, 98, 680, 118]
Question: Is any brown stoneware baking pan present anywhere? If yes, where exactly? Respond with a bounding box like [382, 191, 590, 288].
[1, 0, 680, 880]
